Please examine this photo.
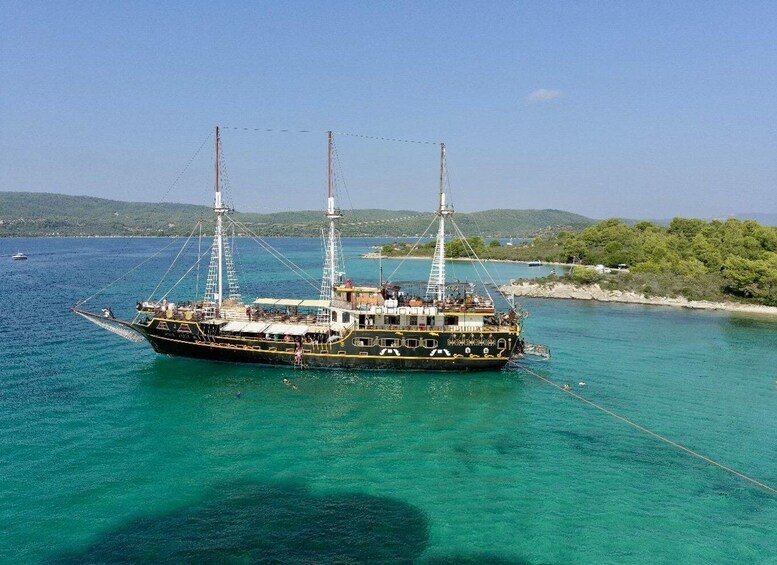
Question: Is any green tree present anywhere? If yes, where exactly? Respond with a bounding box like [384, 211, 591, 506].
[722, 254, 777, 303]
[570, 266, 602, 284]
[667, 217, 706, 239]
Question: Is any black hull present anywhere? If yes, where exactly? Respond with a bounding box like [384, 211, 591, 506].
[133, 322, 520, 372]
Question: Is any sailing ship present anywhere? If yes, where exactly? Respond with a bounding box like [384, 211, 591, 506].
[73, 128, 525, 371]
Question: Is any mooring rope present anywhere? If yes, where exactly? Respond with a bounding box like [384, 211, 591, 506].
[515, 364, 777, 495]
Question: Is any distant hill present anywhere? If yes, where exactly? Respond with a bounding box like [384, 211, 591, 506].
[733, 213, 777, 226]
[0, 191, 595, 237]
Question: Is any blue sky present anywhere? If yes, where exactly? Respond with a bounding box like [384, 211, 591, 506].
[2, 1, 776, 219]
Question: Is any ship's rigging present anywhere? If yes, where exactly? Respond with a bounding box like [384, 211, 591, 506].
[72, 126, 525, 371]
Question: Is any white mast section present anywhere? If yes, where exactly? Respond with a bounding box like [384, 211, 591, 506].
[215, 126, 223, 308]
[205, 126, 237, 313]
[318, 131, 343, 322]
[426, 143, 452, 302]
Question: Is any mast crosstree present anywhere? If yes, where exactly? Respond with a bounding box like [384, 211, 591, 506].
[318, 131, 345, 323]
[204, 126, 241, 315]
[426, 143, 453, 302]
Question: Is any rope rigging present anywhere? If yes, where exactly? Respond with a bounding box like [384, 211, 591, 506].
[74, 237, 185, 308]
[229, 216, 320, 292]
[74, 132, 214, 310]
[158, 131, 213, 204]
[75, 126, 456, 309]
[385, 216, 439, 282]
[230, 212, 433, 231]
[220, 125, 439, 146]
[145, 221, 204, 305]
[158, 246, 214, 302]
[449, 217, 513, 304]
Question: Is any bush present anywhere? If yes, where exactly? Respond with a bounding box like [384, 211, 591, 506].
[570, 267, 602, 284]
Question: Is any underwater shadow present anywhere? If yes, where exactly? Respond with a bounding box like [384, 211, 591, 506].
[50, 480, 428, 564]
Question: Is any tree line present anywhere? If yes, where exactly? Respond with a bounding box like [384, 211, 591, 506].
[558, 218, 777, 304]
[382, 218, 777, 305]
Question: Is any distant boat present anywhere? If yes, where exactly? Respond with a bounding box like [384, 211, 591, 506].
[506, 238, 514, 247]
[528, 260, 542, 267]
[12, 252, 27, 261]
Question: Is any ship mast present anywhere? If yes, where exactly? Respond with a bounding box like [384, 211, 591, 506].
[426, 143, 452, 302]
[318, 131, 343, 320]
[204, 125, 240, 314]
[214, 126, 224, 308]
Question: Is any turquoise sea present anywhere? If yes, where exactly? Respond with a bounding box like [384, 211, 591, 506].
[1, 237, 776, 564]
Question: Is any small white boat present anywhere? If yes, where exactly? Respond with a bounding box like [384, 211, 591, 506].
[12, 252, 28, 261]
[528, 260, 542, 267]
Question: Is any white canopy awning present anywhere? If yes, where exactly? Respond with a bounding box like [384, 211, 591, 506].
[240, 321, 271, 333]
[299, 299, 329, 308]
[265, 323, 309, 336]
[222, 321, 271, 333]
[254, 297, 329, 308]
[275, 298, 304, 307]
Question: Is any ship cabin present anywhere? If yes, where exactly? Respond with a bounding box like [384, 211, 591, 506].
[327, 281, 515, 334]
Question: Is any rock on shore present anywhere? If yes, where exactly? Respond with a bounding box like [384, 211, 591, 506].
[500, 281, 777, 317]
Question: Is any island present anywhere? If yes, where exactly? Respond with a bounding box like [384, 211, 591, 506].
[380, 217, 777, 313]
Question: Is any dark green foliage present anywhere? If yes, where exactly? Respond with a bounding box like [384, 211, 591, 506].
[722, 255, 777, 302]
[569, 267, 602, 284]
[446, 236, 486, 257]
[387, 215, 777, 306]
[560, 218, 777, 306]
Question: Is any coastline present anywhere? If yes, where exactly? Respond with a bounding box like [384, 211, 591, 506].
[362, 252, 573, 267]
[501, 281, 777, 318]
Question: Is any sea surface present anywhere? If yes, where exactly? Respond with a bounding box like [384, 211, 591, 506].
[1, 237, 776, 564]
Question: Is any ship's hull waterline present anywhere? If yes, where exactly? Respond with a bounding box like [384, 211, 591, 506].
[133, 320, 521, 371]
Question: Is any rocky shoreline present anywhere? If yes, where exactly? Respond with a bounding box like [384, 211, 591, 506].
[500, 281, 777, 317]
